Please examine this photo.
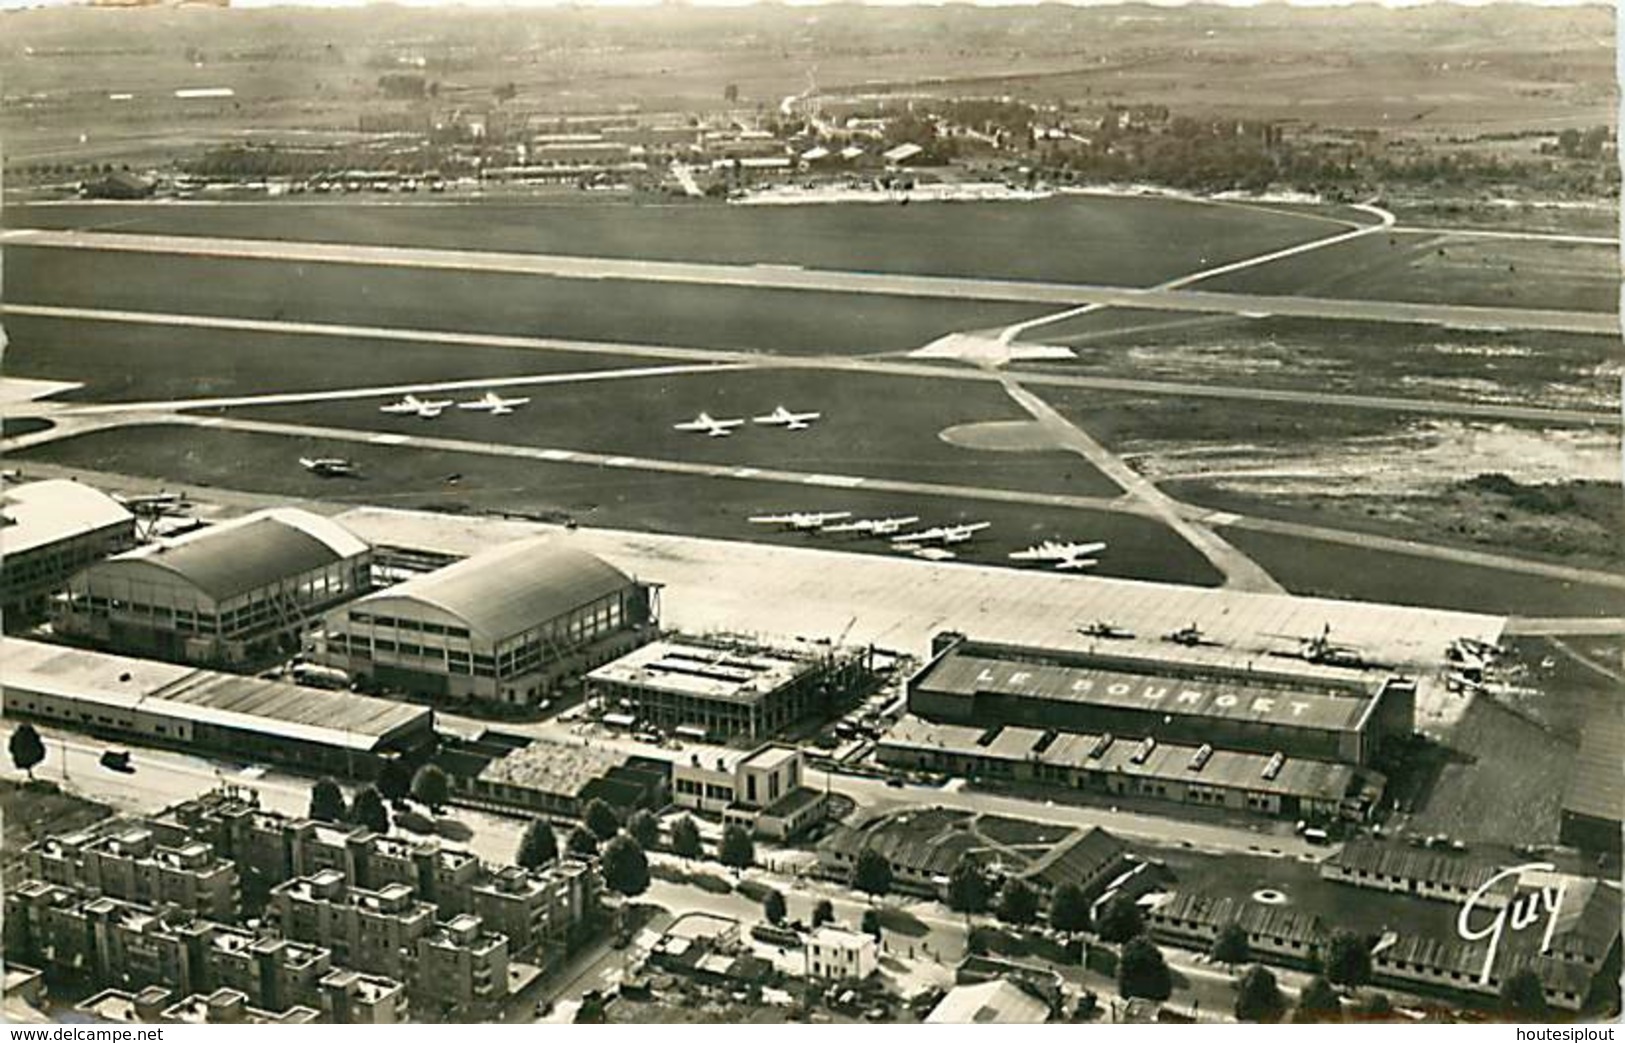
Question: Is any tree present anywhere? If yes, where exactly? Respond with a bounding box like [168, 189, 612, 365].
[627, 809, 660, 850]
[309, 778, 347, 823]
[583, 798, 621, 841]
[351, 786, 390, 834]
[567, 825, 600, 859]
[861, 908, 882, 940]
[516, 818, 558, 869]
[378, 758, 412, 804]
[1323, 932, 1372, 989]
[996, 878, 1039, 927]
[1211, 922, 1252, 970]
[671, 815, 703, 860]
[1117, 936, 1172, 1001]
[946, 857, 990, 918]
[9, 723, 45, 780]
[719, 824, 755, 870]
[1294, 975, 1343, 1024]
[763, 889, 787, 925]
[411, 765, 449, 812]
[1499, 968, 1548, 1020]
[1049, 882, 1091, 934]
[1234, 965, 1286, 1023]
[1357, 992, 1395, 1022]
[812, 898, 835, 928]
[601, 835, 650, 898]
[1096, 895, 1144, 944]
[851, 848, 893, 900]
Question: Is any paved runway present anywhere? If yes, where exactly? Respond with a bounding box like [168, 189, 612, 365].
[5, 304, 1614, 427]
[7, 227, 1616, 335]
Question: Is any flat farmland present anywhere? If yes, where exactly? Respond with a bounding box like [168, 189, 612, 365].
[4, 247, 1051, 357]
[12, 424, 1220, 587]
[6, 194, 1333, 287]
[231, 366, 1123, 498]
[1, 314, 659, 403]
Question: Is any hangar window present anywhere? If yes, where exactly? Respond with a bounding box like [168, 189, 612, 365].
[398, 619, 422, 632]
[398, 643, 422, 657]
[447, 627, 470, 640]
[374, 639, 397, 653]
[421, 623, 445, 636]
[350, 612, 373, 625]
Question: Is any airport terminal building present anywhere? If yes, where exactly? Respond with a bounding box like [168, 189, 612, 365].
[315, 537, 656, 708]
[879, 633, 1409, 822]
[54, 509, 372, 669]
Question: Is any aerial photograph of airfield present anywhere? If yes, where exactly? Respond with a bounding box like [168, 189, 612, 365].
[0, 0, 1620, 1028]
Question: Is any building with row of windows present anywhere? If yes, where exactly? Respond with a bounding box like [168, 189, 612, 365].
[55, 508, 373, 668]
[0, 479, 135, 628]
[671, 744, 828, 841]
[23, 824, 239, 921]
[314, 536, 657, 708]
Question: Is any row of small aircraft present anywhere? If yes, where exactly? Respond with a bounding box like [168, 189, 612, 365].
[380, 392, 531, 418]
[674, 406, 820, 436]
[744, 511, 1108, 570]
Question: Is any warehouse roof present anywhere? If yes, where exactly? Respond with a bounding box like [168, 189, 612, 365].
[97, 509, 367, 603]
[0, 480, 132, 558]
[1328, 840, 1513, 897]
[915, 651, 1374, 734]
[1561, 709, 1624, 826]
[1019, 826, 1127, 892]
[0, 638, 429, 752]
[926, 980, 1049, 1025]
[474, 736, 629, 798]
[355, 537, 633, 641]
[1152, 890, 1327, 948]
[883, 715, 1362, 803]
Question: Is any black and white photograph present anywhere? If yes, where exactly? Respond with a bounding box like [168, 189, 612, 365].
[0, 0, 1620, 1029]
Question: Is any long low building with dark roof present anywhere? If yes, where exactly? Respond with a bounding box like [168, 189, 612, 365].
[908, 634, 1416, 767]
[314, 536, 657, 708]
[1560, 710, 1624, 856]
[55, 508, 372, 669]
[0, 638, 433, 777]
[877, 714, 1384, 823]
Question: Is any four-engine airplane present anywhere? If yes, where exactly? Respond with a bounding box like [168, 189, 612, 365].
[891, 521, 991, 547]
[380, 394, 453, 419]
[819, 515, 920, 537]
[752, 405, 822, 431]
[674, 412, 746, 437]
[459, 392, 531, 415]
[749, 511, 852, 531]
[1009, 539, 1107, 571]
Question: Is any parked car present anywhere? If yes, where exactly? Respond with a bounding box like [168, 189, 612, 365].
[99, 749, 134, 773]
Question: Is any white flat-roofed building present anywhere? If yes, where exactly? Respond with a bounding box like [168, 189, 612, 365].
[587, 636, 871, 740]
[316, 537, 655, 708]
[55, 508, 371, 668]
[804, 926, 877, 981]
[1, 480, 135, 626]
[0, 638, 434, 777]
[671, 743, 826, 840]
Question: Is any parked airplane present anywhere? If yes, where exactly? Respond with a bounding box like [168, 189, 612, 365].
[1267, 623, 1371, 669]
[299, 457, 358, 477]
[1163, 623, 1219, 648]
[752, 405, 821, 431]
[1009, 539, 1107, 571]
[820, 515, 920, 537]
[891, 522, 991, 547]
[674, 412, 746, 437]
[748, 511, 852, 531]
[113, 491, 189, 514]
[459, 392, 531, 415]
[1078, 620, 1135, 640]
[380, 394, 453, 418]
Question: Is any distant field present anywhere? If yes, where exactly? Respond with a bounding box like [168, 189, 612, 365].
[2, 315, 650, 403]
[5, 194, 1332, 288]
[1219, 525, 1625, 618]
[5, 247, 1050, 358]
[231, 366, 1124, 498]
[13, 424, 1220, 587]
[1021, 315, 1620, 411]
[1199, 231, 1618, 314]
